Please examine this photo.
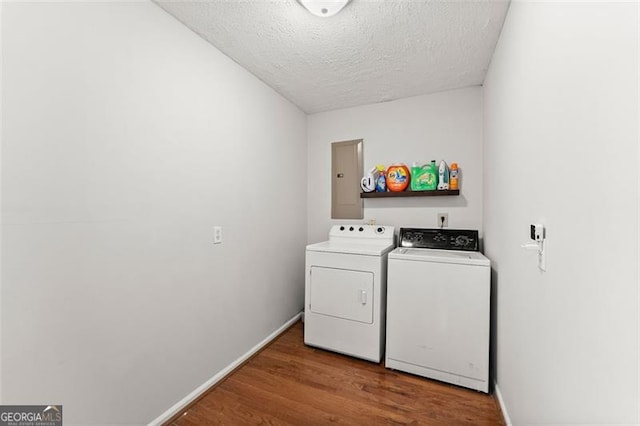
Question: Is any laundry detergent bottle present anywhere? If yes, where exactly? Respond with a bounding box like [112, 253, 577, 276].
[375, 165, 387, 192]
[360, 167, 377, 192]
[426, 160, 438, 190]
[410, 163, 428, 191]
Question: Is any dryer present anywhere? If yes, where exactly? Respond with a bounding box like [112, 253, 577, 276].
[386, 228, 491, 392]
[304, 224, 395, 362]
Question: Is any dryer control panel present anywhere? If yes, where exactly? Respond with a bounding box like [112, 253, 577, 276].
[398, 228, 479, 251]
[329, 224, 395, 244]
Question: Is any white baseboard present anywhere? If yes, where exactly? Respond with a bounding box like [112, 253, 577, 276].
[148, 312, 302, 426]
[494, 380, 512, 426]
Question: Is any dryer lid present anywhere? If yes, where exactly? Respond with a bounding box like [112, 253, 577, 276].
[306, 240, 395, 256]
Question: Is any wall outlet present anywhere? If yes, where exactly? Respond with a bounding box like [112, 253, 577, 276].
[437, 213, 448, 228]
[213, 226, 223, 244]
[530, 224, 545, 241]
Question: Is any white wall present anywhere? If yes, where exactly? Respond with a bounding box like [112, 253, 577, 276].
[307, 87, 483, 243]
[1, 2, 306, 424]
[0, 0, 3, 405]
[484, 1, 639, 424]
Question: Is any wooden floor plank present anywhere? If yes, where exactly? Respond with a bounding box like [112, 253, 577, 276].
[172, 322, 504, 425]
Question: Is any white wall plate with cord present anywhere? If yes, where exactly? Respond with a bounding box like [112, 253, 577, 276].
[437, 213, 448, 228]
[521, 223, 546, 272]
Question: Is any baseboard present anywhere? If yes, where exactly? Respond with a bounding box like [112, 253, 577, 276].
[148, 312, 302, 426]
[494, 380, 512, 426]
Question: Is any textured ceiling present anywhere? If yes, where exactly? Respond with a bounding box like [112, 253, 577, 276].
[154, 0, 510, 114]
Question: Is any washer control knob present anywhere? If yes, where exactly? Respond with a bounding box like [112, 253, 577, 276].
[376, 227, 384, 234]
[359, 227, 364, 232]
[349, 226, 354, 231]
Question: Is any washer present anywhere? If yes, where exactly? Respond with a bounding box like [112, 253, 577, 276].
[385, 228, 491, 392]
[304, 224, 395, 362]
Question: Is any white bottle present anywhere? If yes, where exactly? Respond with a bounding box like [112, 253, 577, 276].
[437, 160, 449, 190]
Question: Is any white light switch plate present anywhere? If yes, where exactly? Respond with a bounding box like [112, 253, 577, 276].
[213, 226, 222, 244]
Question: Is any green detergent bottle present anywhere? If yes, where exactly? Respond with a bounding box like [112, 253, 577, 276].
[410, 163, 427, 191]
[411, 161, 438, 191]
[426, 160, 438, 190]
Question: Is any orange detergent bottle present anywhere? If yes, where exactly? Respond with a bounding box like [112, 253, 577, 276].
[450, 162, 459, 190]
[386, 164, 410, 192]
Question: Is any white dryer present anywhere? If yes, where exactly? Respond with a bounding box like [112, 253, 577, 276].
[386, 228, 491, 393]
[304, 224, 395, 362]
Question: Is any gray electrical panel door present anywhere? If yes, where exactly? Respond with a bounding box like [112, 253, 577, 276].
[331, 139, 363, 219]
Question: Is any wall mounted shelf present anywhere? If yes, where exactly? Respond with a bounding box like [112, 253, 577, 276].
[360, 190, 459, 198]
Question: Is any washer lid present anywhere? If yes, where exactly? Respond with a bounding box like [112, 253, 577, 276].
[306, 241, 395, 256]
[389, 248, 490, 266]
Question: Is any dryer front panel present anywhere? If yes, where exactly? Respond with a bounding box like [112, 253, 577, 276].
[309, 266, 374, 324]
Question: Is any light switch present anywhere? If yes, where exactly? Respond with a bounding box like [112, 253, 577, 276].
[213, 226, 222, 244]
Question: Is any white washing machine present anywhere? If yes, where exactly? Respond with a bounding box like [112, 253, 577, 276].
[304, 224, 395, 362]
[386, 228, 491, 393]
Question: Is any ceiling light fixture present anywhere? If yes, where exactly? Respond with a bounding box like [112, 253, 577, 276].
[298, 0, 351, 18]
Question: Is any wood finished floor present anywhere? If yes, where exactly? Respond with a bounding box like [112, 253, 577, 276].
[170, 321, 504, 425]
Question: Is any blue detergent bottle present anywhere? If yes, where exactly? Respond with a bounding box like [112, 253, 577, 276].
[375, 165, 386, 192]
